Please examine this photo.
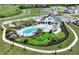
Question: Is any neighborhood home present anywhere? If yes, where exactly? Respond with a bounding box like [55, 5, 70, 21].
[64, 6, 79, 14]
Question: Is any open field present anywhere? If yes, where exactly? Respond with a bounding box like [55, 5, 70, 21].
[0, 8, 47, 23]
[27, 8, 46, 16]
[0, 5, 21, 18]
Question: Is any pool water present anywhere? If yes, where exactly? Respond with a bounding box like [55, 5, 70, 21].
[22, 27, 37, 34]
[16, 25, 51, 37]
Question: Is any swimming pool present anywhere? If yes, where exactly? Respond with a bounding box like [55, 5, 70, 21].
[16, 24, 52, 37]
[22, 27, 37, 34]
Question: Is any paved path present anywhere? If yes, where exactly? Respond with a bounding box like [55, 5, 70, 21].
[2, 23, 78, 53]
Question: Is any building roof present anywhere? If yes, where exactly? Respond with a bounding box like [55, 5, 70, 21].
[41, 15, 61, 22]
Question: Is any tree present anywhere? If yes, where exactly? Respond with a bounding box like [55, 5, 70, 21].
[23, 19, 37, 26]
[18, 5, 26, 9]
[24, 39, 28, 43]
[49, 30, 52, 34]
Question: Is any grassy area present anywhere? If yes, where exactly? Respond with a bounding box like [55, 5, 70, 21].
[27, 8, 46, 16]
[27, 32, 54, 45]
[55, 25, 74, 48]
[0, 8, 47, 23]
[58, 24, 79, 55]
[55, 32, 65, 39]
[16, 32, 65, 45]
[0, 5, 21, 18]
[16, 32, 55, 45]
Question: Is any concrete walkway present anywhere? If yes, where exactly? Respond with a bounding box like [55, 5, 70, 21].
[2, 23, 78, 53]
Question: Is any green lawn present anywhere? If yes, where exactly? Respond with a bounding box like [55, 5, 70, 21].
[56, 25, 75, 48]
[55, 32, 65, 39]
[27, 32, 54, 45]
[58, 24, 79, 55]
[0, 8, 47, 23]
[16, 32, 55, 45]
[27, 8, 46, 16]
[0, 5, 21, 18]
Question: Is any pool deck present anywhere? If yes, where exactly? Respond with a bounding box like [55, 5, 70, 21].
[16, 24, 61, 37]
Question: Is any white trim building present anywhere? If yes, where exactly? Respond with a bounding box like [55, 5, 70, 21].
[38, 15, 61, 32]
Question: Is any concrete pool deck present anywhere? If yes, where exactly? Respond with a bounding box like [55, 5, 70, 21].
[16, 24, 61, 37]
